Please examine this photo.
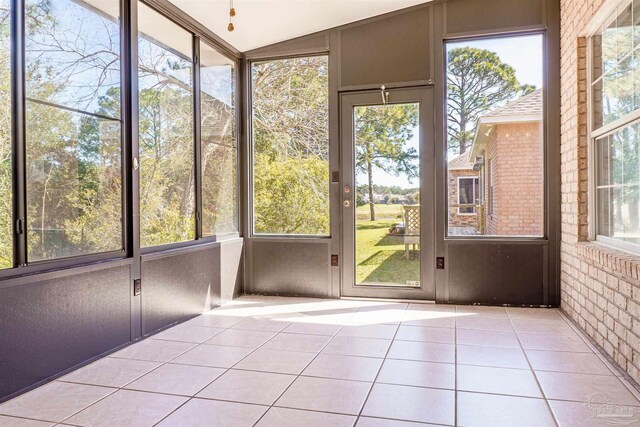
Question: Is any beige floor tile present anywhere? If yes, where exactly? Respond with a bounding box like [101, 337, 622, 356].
[395, 325, 455, 344]
[59, 358, 161, 388]
[387, 340, 455, 364]
[377, 359, 455, 390]
[549, 398, 639, 427]
[124, 363, 225, 396]
[457, 365, 542, 398]
[455, 315, 514, 332]
[0, 416, 54, 427]
[361, 383, 454, 425]
[275, 376, 371, 415]
[456, 329, 520, 349]
[197, 369, 295, 405]
[356, 417, 440, 427]
[283, 322, 342, 336]
[231, 317, 290, 332]
[536, 371, 640, 405]
[157, 398, 267, 427]
[171, 344, 252, 368]
[457, 345, 529, 369]
[455, 305, 509, 318]
[322, 336, 392, 358]
[257, 407, 356, 427]
[527, 350, 614, 375]
[185, 314, 243, 328]
[0, 382, 113, 423]
[510, 318, 575, 334]
[338, 324, 399, 339]
[519, 332, 593, 352]
[110, 339, 195, 363]
[262, 332, 331, 352]
[302, 354, 383, 382]
[357, 302, 409, 312]
[205, 328, 276, 348]
[457, 392, 556, 427]
[506, 307, 562, 320]
[234, 348, 316, 374]
[401, 311, 456, 328]
[151, 324, 225, 343]
[347, 311, 405, 326]
[407, 303, 456, 313]
[65, 389, 186, 427]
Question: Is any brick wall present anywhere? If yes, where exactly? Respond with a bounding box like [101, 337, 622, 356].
[486, 122, 544, 236]
[560, 0, 640, 387]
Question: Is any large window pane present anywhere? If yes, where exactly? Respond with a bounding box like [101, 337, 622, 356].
[251, 56, 329, 236]
[446, 34, 544, 237]
[25, 0, 122, 261]
[596, 124, 640, 248]
[201, 42, 237, 237]
[0, 0, 11, 269]
[138, 4, 195, 247]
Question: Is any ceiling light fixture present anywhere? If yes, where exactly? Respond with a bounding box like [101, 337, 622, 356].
[228, 0, 235, 31]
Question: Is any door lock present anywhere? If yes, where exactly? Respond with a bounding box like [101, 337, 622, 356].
[343, 185, 351, 193]
[343, 200, 351, 207]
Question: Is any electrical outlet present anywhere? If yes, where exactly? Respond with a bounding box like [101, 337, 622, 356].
[133, 279, 141, 296]
[436, 257, 445, 269]
[331, 254, 339, 266]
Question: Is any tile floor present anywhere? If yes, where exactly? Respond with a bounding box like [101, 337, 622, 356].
[1, 296, 640, 426]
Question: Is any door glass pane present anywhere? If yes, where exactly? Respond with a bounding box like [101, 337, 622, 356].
[354, 103, 420, 288]
[138, 4, 195, 247]
[25, 0, 122, 261]
[0, 0, 11, 269]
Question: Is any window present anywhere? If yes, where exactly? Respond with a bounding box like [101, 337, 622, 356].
[200, 42, 238, 237]
[446, 34, 544, 237]
[590, 1, 640, 252]
[138, 4, 195, 247]
[25, 0, 122, 261]
[251, 56, 330, 236]
[0, 0, 10, 269]
[458, 177, 479, 214]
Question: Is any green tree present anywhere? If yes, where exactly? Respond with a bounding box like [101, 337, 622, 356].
[355, 104, 419, 221]
[447, 47, 531, 155]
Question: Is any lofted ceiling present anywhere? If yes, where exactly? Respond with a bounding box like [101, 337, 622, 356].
[168, 0, 432, 52]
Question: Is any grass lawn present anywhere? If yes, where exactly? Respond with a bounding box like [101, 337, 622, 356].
[355, 208, 420, 285]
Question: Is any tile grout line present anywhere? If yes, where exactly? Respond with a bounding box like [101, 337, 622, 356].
[353, 303, 406, 426]
[505, 308, 560, 427]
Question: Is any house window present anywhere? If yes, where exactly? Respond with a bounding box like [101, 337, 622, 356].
[25, 0, 123, 261]
[138, 4, 195, 248]
[251, 56, 330, 236]
[445, 34, 545, 237]
[458, 177, 479, 214]
[590, 1, 640, 253]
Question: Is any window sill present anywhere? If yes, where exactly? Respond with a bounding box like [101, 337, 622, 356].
[576, 241, 640, 284]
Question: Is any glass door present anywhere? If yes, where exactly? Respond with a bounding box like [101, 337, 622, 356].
[340, 88, 435, 299]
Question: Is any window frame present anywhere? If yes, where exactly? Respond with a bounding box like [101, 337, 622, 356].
[457, 176, 479, 215]
[587, 0, 640, 254]
[444, 31, 547, 240]
[0, 0, 242, 280]
[247, 53, 331, 239]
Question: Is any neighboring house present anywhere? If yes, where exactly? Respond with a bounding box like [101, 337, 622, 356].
[448, 150, 480, 234]
[448, 89, 544, 236]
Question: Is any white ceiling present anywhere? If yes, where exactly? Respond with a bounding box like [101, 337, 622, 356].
[168, 0, 431, 52]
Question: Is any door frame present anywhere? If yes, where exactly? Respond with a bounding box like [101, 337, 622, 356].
[339, 87, 435, 300]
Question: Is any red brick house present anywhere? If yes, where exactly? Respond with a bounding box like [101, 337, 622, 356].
[449, 89, 544, 236]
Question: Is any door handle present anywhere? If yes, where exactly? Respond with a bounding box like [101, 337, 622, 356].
[343, 200, 351, 207]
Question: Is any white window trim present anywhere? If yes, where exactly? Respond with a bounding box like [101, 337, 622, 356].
[457, 176, 478, 216]
[586, 0, 640, 255]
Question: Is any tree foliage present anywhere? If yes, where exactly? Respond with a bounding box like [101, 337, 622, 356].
[447, 47, 533, 155]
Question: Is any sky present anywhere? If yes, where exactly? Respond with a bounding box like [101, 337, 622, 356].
[357, 34, 544, 190]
